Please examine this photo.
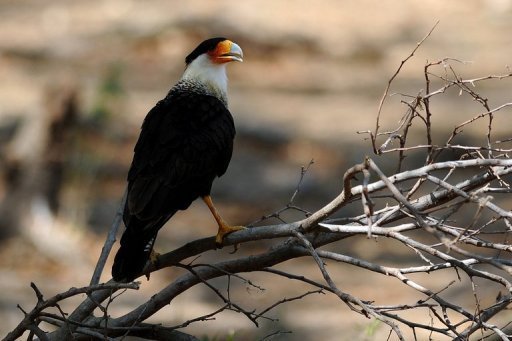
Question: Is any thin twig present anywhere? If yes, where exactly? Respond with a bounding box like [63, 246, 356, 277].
[90, 187, 127, 285]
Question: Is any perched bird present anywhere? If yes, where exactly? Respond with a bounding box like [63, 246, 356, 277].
[112, 37, 244, 282]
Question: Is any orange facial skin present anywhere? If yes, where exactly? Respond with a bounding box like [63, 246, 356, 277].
[209, 40, 243, 64]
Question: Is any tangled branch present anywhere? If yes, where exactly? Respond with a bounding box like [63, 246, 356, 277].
[6, 29, 512, 340]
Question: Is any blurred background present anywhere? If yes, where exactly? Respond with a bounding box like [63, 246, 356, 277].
[1, 0, 512, 339]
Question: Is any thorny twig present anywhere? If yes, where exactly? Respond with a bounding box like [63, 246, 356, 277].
[8, 30, 512, 341]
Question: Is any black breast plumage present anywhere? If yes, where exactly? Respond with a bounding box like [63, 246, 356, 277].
[112, 83, 235, 281]
[126, 87, 235, 222]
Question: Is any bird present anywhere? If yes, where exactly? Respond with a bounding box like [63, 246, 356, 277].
[112, 37, 244, 282]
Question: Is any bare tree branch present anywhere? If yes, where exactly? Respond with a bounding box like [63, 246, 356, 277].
[90, 187, 127, 286]
[7, 31, 512, 340]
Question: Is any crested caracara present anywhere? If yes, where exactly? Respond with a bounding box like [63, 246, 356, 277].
[112, 37, 244, 282]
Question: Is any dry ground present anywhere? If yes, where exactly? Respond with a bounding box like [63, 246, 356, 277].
[1, 1, 512, 340]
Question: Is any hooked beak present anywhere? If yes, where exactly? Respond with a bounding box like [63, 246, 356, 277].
[212, 40, 243, 63]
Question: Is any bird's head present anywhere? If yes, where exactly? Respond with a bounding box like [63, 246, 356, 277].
[181, 38, 243, 100]
[185, 37, 243, 65]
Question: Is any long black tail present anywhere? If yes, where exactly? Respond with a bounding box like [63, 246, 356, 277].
[112, 228, 157, 282]
[112, 213, 175, 282]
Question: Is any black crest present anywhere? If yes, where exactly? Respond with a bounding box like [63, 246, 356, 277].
[185, 37, 227, 65]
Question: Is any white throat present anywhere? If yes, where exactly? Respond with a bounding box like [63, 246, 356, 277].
[181, 54, 228, 99]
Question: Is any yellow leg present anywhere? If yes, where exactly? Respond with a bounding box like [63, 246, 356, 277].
[202, 195, 245, 244]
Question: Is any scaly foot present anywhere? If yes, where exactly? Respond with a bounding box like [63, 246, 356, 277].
[149, 249, 160, 265]
[145, 249, 161, 280]
[215, 223, 245, 245]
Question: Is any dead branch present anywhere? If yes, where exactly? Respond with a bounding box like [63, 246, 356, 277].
[7, 33, 512, 341]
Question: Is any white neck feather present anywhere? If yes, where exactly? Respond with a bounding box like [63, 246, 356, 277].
[181, 54, 228, 99]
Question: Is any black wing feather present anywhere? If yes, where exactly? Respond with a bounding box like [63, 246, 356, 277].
[112, 89, 235, 282]
[126, 90, 235, 222]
